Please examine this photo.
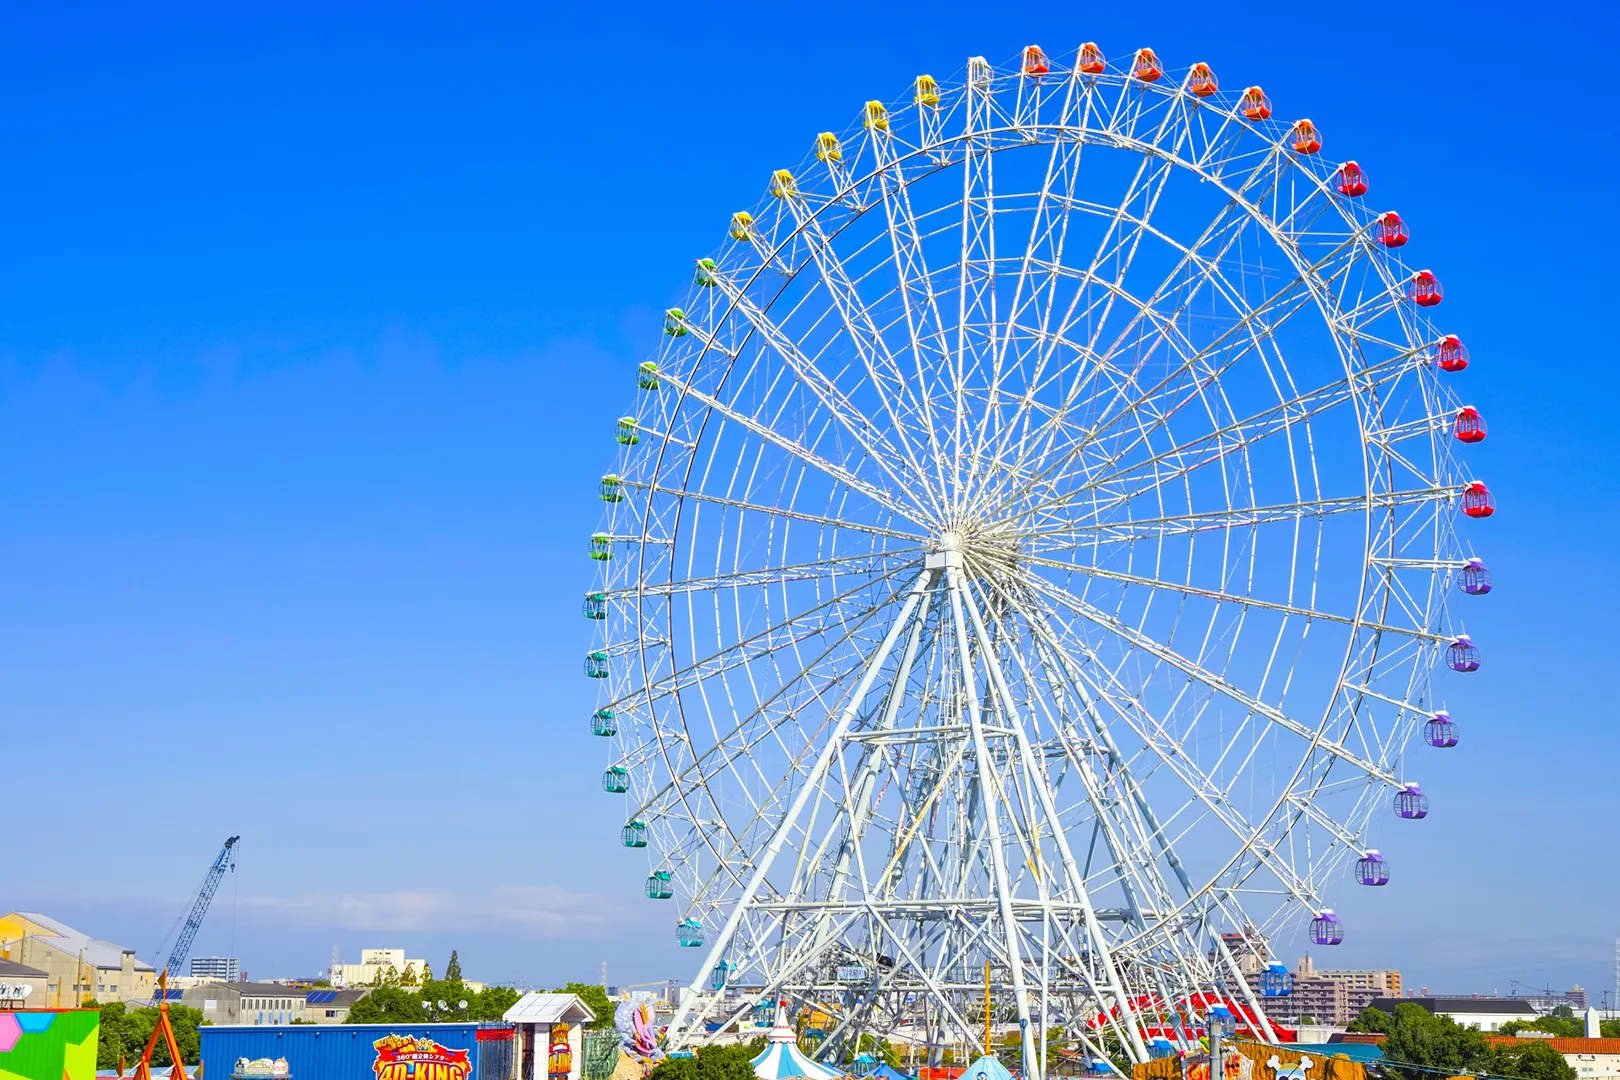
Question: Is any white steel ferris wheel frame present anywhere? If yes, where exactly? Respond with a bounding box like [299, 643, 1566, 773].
[585, 46, 1486, 1079]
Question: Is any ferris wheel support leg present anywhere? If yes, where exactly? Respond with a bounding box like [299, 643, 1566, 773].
[665, 569, 934, 1050]
[798, 588, 934, 954]
[945, 568, 1038, 1079]
[959, 580, 1151, 1066]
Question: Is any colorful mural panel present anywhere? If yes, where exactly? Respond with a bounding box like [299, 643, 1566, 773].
[0, 1009, 99, 1080]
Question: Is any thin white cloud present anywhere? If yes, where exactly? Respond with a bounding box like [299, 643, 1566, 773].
[237, 884, 624, 938]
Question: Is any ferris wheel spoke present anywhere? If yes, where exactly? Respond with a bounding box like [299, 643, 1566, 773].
[869, 125, 957, 511]
[952, 56, 1001, 516]
[1022, 574, 1400, 786]
[1024, 126, 1283, 448]
[627, 478, 922, 542]
[985, 586, 1289, 1041]
[1058, 346, 1426, 510]
[647, 361, 917, 524]
[629, 598, 906, 865]
[1017, 552, 1444, 644]
[1020, 261, 1319, 508]
[615, 565, 909, 714]
[1008, 595, 1333, 931]
[977, 195, 1256, 510]
[970, 82, 1110, 491]
[702, 273, 935, 521]
[1004, 192, 1374, 511]
[1024, 485, 1458, 547]
[774, 190, 949, 517]
[609, 550, 911, 601]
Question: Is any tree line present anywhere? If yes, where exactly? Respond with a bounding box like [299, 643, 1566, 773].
[1348, 1003, 1578, 1080]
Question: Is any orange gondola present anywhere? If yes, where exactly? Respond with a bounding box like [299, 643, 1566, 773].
[1187, 62, 1218, 97]
[1023, 45, 1050, 76]
[1078, 42, 1106, 75]
[1239, 86, 1272, 121]
[1133, 48, 1162, 82]
[1291, 119, 1321, 154]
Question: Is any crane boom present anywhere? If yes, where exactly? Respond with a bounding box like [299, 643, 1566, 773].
[151, 836, 239, 1004]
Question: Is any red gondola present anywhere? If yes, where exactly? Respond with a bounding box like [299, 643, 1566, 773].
[1461, 481, 1495, 518]
[1336, 161, 1369, 197]
[1291, 119, 1321, 154]
[1240, 86, 1272, 121]
[1453, 406, 1487, 444]
[1187, 62, 1218, 97]
[1375, 211, 1409, 247]
[1409, 269, 1444, 307]
[1078, 42, 1106, 75]
[1437, 335, 1469, 372]
[1023, 45, 1050, 76]
[1133, 48, 1163, 82]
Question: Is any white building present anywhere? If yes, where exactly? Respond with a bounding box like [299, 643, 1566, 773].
[189, 956, 240, 981]
[330, 948, 430, 989]
[1489, 1038, 1620, 1080]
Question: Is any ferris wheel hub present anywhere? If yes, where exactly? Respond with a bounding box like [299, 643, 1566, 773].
[924, 530, 964, 570]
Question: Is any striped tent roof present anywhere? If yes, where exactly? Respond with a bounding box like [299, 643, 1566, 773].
[750, 1005, 842, 1080]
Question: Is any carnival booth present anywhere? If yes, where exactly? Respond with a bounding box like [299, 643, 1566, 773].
[504, 993, 597, 1080]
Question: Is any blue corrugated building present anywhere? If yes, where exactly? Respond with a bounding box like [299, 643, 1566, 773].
[201, 1022, 515, 1080]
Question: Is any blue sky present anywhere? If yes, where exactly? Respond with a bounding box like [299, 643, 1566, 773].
[3, 0, 1616, 1000]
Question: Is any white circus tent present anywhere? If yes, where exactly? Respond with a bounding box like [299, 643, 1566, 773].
[750, 1004, 842, 1080]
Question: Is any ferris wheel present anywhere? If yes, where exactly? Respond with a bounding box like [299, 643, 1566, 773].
[583, 44, 1492, 1076]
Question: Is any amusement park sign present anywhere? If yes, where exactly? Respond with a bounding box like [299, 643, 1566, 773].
[371, 1034, 471, 1080]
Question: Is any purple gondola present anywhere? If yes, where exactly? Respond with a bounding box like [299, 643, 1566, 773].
[1459, 558, 1493, 595]
[1395, 782, 1429, 819]
[1311, 909, 1343, 945]
[1425, 710, 1460, 748]
[1356, 850, 1389, 886]
[1447, 634, 1481, 672]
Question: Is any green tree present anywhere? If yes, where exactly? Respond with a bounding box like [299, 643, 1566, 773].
[554, 983, 614, 1029]
[92, 1000, 204, 1068]
[1489, 1040, 1577, 1080]
[1347, 1006, 1393, 1034]
[400, 965, 419, 987]
[475, 985, 521, 1020]
[1602, 1019, 1620, 1039]
[446, 951, 462, 982]
[1378, 1002, 1490, 1080]
[650, 1045, 757, 1080]
[347, 985, 425, 1024]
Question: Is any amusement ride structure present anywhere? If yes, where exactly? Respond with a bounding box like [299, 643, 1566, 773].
[583, 44, 1491, 1077]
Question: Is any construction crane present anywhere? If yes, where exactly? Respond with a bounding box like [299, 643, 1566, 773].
[149, 836, 239, 1004]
